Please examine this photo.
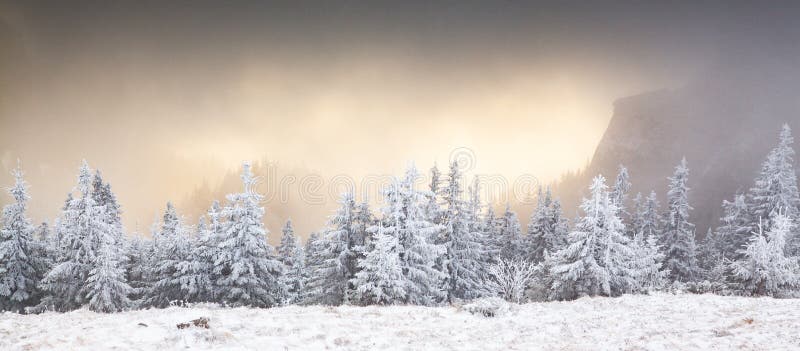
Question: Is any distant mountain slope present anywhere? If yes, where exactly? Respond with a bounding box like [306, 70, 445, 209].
[554, 77, 799, 235]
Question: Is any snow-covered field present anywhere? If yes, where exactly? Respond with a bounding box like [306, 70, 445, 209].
[1, 293, 799, 351]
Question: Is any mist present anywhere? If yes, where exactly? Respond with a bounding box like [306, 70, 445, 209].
[2, 1, 800, 237]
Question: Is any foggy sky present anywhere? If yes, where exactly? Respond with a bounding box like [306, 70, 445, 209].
[2, 1, 800, 236]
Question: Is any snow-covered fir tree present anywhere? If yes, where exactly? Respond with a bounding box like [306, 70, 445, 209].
[125, 227, 151, 305]
[174, 216, 216, 303]
[283, 243, 309, 304]
[660, 158, 699, 283]
[276, 219, 301, 302]
[698, 228, 724, 276]
[496, 204, 523, 260]
[33, 222, 55, 275]
[0, 165, 45, 312]
[38, 161, 120, 312]
[714, 193, 753, 260]
[482, 206, 501, 258]
[631, 229, 667, 291]
[370, 165, 446, 306]
[425, 163, 445, 228]
[549, 200, 570, 251]
[748, 124, 800, 254]
[468, 176, 493, 266]
[145, 202, 191, 307]
[749, 124, 800, 225]
[91, 171, 124, 246]
[307, 192, 362, 305]
[731, 214, 799, 296]
[300, 232, 323, 304]
[85, 243, 132, 312]
[548, 176, 639, 300]
[351, 224, 407, 305]
[439, 162, 485, 302]
[526, 186, 567, 264]
[351, 201, 375, 254]
[610, 165, 632, 214]
[640, 191, 662, 240]
[277, 219, 298, 266]
[215, 163, 285, 307]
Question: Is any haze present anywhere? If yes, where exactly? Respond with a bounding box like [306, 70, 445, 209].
[1, 1, 797, 237]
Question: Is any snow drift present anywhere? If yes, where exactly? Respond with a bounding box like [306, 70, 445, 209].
[2, 293, 798, 350]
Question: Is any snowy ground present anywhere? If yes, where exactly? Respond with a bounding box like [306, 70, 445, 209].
[1, 293, 799, 351]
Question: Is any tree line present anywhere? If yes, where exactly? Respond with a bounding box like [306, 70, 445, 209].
[0, 124, 798, 313]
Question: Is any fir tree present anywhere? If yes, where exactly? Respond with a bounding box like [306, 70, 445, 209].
[351, 224, 407, 305]
[125, 228, 151, 305]
[175, 217, 216, 303]
[660, 158, 699, 283]
[426, 163, 445, 228]
[372, 165, 445, 305]
[0, 165, 44, 312]
[482, 206, 501, 258]
[610, 165, 631, 213]
[86, 244, 132, 312]
[215, 163, 285, 307]
[439, 162, 485, 302]
[640, 191, 662, 240]
[748, 124, 800, 254]
[301, 232, 323, 304]
[731, 214, 799, 296]
[307, 192, 361, 305]
[283, 244, 309, 304]
[277, 219, 298, 266]
[749, 124, 800, 229]
[496, 204, 523, 260]
[548, 176, 638, 300]
[38, 161, 118, 312]
[526, 187, 566, 263]
[145, 202, 191, 307]
[714, 194, 753, 260]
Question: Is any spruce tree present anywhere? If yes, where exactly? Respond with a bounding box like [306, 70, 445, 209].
[748, 124, 800, 254]
[39, 161, 118, 312]
[352, 224, 407, 305]
[125, 228, 151, 305]
[749, 124, 800, 227]
[301, 232, 323, 304]
[215, 163, 285, 307]
[175, 217, 216, 303]
[548, 176, 638, 300]
[610, 165, 631, 213]
[283, 244, 308, 304]
[439, 162, 485, 302]
[0, 165, 44, 312]
[86, 244, 132, 312]
[640, 191, 662, 240]
[277, 219, 298, 266]
[497, 204, 523, 260]
[660, 158, 699, 283]
[526, 187, 565, 263]
[372, 165, 445, 305]
[307, 192, 361, 305]
[731, 214, 799, 296]
[145, 202, 191, 307]
[714, 194, 753, 260]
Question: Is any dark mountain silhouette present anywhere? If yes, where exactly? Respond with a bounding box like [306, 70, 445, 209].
[554, 67, 800, 236]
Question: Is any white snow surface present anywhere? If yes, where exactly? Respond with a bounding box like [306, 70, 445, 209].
[2, 293, 799, 350]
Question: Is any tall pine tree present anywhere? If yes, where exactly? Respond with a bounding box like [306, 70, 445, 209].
[0, 164, 44, 312]
[660, 158, 699, 283]
[215, 163, 285, 307]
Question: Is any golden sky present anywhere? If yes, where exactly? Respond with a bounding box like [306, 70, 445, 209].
[2, 1, 766, 235]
